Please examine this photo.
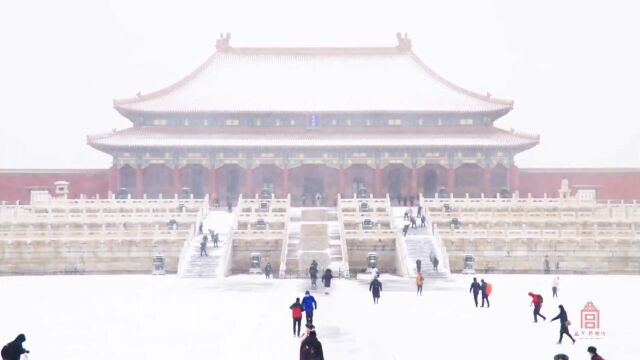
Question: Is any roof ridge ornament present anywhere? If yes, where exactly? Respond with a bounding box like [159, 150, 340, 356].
[216, 33, 231, 51]
[396, 32, 412, 52]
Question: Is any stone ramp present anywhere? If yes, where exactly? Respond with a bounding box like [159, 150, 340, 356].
[283, 207, 348, 276]
[179, 210, 235, 278]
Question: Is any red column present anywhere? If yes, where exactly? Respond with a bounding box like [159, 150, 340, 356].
[282, 166, 289, 196]
[410, 164, 418, 198]
[108, 165, 118, 195]
[509, 164, 519, 193]
[135, 165, 144, 198]
[209, 166, 218, 199]
[374, 164, 382, 197]
[446, 166, 455, 195]
[483, 166, 492, 196]
[338, 166, 346, 197]
[245, 166, 254, 196]
[172, 165, 181, 196]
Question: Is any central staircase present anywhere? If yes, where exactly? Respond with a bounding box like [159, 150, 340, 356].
[178, 210, 235, 278]
[392, 208, 449, 278]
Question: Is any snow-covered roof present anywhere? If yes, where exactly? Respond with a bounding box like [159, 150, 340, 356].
[114, 35, 513, 115]
[88, 126, 538, 151]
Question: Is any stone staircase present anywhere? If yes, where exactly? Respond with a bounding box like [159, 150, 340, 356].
[392, 207, 449, 278]
[179, 210, 235, 278]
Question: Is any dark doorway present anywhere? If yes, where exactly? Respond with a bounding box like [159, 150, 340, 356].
[226, 169, 240, 199]
[191, 167, 205, 198]
[303, 177, 323, 198]
[423, 169, 438, 197]
[388, 169, 402, 199]
[261, 178, 274, 193]
[352, 177, 366, 196]
[120, 165, 136, 191]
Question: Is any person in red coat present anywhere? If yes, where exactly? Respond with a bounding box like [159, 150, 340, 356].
[528, 292, 547, 322]
[588, 346, 605, 360]
[290, 297, 304, 337]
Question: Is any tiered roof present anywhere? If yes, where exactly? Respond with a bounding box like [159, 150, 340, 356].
[114, 34, 513, 116]
[88, 126, 538, 151]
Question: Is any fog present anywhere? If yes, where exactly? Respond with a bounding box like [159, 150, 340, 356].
[1, 0, 639, 169]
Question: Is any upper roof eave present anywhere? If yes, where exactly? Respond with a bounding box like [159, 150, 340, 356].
[113, 35, 515, 116]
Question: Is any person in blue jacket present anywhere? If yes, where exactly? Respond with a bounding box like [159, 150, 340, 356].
[302, 290, 318, 324]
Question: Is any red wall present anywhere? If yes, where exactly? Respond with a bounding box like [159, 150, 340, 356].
[0, 170, 109, 203]
[1, 167, 639, 203]
[518, 169, 640, 200]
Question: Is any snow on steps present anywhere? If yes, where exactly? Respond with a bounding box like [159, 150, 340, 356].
[179, 210, 235, 278]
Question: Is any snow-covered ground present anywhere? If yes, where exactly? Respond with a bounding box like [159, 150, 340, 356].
[1, 274, 637, 360]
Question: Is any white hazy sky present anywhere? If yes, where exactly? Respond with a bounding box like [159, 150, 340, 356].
[1, 0, 639, 169]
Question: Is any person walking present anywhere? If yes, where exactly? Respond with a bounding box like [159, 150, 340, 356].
[198, 222, 204, 235]
[432, 256, 439, 272]
[416, 272, 424, 296]
[369, 276, 383, 304]
[1, 334, 29, 360]
[480, 279, 491, 308]
[302, 290, 317, 324]
[528, 292, 547, 322]
[402, 223, 410, 237]
[199, 237, 208, 257]
[470, 277, 481, 307]
[321, 268, 333, 295]
[309, 262, 319, 289]
[264, 263, 272, 279]
[213, 232, 219, 248]
[300, 330, 324, 360]
[587, 346, 605, 360]
[416, 259, 422, 273]
[417, 205, 423, 217]
[410, 216, 417, 229]
[404, 209, 410, 220]
[552, 276, 560, 298]
[420, 214, 427, 228]
[551, 305, 576, 344]
[290, 298, 304, 337]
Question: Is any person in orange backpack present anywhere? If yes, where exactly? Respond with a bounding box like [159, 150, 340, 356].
[416, 272, 424, 296]
[480, 279, 491, 308]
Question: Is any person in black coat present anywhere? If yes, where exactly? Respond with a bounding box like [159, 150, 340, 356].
[416, 259, 422, 273]
[264, 263, 272, 279]
[469, 277, 481, 307]
[321, 269, 333, 294]
[309, 263, 319, 288]
[300, 330, 324, 360]
[369, 277, 383, 304]
[551, 305, 576, 344]
[1, 334, 29, 360]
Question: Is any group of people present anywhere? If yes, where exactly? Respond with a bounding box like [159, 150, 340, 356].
[289, 291, 324, 359]
[469, 277, 492, 308]
[402, 206, 428, 236]
[307, 260, 333, 295]
[301, 193, 323, 207]
[199, 226, 220, 257]
[528, 277, 576, 345]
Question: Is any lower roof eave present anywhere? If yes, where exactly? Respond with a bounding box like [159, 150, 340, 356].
[88, 142, 539, 153]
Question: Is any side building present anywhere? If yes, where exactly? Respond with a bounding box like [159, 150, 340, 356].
[87, 34, 538, 205]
